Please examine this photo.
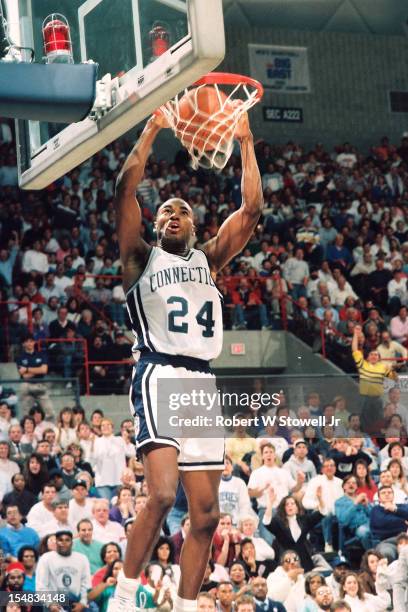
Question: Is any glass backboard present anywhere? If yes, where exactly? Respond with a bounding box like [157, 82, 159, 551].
[15, 0, 225, 189]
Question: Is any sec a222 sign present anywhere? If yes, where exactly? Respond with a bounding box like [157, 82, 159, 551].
[263, 106, 303, 123]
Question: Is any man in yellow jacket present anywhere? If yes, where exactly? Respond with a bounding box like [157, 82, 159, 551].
[352, 324, 397, 431]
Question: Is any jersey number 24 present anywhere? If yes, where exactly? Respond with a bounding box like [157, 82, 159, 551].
[167, 297, 215, 337]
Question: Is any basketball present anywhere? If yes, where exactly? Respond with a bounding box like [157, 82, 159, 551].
[175, 85, 235, 152]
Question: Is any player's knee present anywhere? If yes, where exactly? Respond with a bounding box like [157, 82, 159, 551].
[191, 505, 220, 536]
[150, 488, 176, 514]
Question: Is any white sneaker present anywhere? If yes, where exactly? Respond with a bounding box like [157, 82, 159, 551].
[324, 543, 334, 553]
[107, 595, 138, 612]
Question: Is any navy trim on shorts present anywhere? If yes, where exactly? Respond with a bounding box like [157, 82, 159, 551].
[126, 293, 145, 351]
[178, 461, 224, 467]
[139, 349, 211, 374]
[136, 286, 155, 352]
[144, 363, 158, 438]
[178, 446, 225, 468]
[131, 361, 180, 450]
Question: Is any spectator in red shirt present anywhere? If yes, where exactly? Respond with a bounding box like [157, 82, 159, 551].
[231, 278, 271, 330]
[211, 513, 241, 568]
[353, 458, 378, 503]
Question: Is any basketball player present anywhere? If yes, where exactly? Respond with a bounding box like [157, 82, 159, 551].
[108, 108, 263, 612]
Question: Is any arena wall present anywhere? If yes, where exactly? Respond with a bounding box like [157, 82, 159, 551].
[221, 26, 408, 150]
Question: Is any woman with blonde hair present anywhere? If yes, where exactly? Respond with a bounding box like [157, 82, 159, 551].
[56, 406, 78, 450]
[238, 515, 275, 562]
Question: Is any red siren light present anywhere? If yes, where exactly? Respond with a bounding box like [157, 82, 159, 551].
[149, 23, 170, 60]
[42, 14, 73, 64]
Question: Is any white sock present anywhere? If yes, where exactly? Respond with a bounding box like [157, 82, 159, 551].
[173, 594, 198, 612]
[114, 569, 140, 600]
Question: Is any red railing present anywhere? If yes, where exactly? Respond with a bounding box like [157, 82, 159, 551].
[71, 273, 132, 346]
[278, 292, 350, 359]
[0, 273, 362, 383]
[36, 338, 135, 396]
[37, 337, 90, 396]
[71, 273, 123, 332]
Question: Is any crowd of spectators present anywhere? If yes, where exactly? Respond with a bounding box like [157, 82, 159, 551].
[0, 397, 407, 611]
[2, 123, 408, 382]
[2, 122, 408, 609]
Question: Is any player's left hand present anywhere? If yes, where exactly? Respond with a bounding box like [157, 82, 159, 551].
[233, 103, 251, 140]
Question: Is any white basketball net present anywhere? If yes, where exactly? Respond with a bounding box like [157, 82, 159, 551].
[161, 80, 261, 171]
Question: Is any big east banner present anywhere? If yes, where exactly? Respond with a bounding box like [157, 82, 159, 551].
[248, 44, 311, 94]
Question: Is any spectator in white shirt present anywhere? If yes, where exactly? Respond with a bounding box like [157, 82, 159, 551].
[92, 244, 106, 275]
[68, 479, 95, 527]
[40, 272, 66, 303]
[117, 420, 136, 460]
[282, 248, 309, 301]
[381, 533, 408, 612]
[302, 458, 343, 553]
[380, 442, 408, 474]
[330, 276, 358, 307]
[379, 430, 408, 463]
[36, 529, 91, 609]
[77, 422, 95, 463]
[253, 241, 271, 272]
[372, 470, 407, 505]
[26, 483, 57, 533]
[0, 404, 19, 442]
[112, 283, 126, 303]
[283, 440, 316, 490]
[91, 498, 125, 543]
[92, 418, 127, 500]
[336, 144, 357, 168]
[377, 330, 408, 371]
[21, 240, 49, 276]
[239, 248, 256, 270]
[0, 441, 20, 482]
[54, 263, 73, 294]
[218, 456, 255, 527]
[266, 550, 305, 612]
[38, 499, 75, 538]
[247, 443, 303, 546]
[387, 269, 408, 315]
[384, 387, 408, 430]
[262, 163, 284, 192]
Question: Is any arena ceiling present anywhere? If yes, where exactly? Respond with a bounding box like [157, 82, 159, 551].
[223, 0, 408, 36]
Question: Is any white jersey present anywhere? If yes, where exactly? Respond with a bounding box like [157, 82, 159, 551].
[126, 246, 223, 361]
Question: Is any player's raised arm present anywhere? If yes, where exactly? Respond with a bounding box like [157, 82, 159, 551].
[202, 111, 264, 273]
[115, 113, 168, 290]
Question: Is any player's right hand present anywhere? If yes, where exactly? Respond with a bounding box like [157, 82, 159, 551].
[152, 108, 170, 129]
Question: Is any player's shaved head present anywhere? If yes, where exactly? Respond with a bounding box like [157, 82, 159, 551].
[157, 198, 192, 216]
[155, 197, 195, 254]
